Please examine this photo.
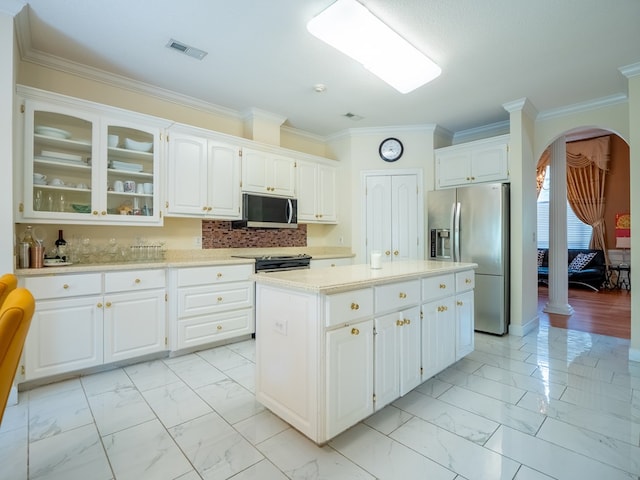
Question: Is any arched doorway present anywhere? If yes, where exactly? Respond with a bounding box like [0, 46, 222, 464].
[536, 128, 631, 338]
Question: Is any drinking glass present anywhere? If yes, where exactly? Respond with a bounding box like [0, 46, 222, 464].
[34, 190, 42, 211]
[58, 193, 66, 212]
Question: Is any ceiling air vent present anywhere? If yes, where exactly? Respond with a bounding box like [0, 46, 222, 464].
[166, 39, 208, 60]
[343, 112, 363, 121]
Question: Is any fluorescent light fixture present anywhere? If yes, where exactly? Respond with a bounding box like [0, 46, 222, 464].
[307, 0, 441, 93]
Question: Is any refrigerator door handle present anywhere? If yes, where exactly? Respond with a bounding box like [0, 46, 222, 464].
[453, 201, 461, 262]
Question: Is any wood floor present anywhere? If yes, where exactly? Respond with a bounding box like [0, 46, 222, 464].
[537, 285, 631, 339]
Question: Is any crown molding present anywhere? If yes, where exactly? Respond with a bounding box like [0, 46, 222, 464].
[452, 120, 510, 144]
[619, 62, 640, 78]
[537, 93, 628, 121]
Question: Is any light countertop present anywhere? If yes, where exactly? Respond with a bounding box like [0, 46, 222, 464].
[252, 260, 478, 294]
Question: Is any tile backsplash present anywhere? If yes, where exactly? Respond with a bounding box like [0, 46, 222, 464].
[202, 220, 307, 248]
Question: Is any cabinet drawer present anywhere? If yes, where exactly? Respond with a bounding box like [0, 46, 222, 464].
[422, 274, 455, 302]
[177, 307, 254, 349]
[177, 264, 253, 287]
[456, 270, 475, 292]
[105, 269, 165, 293]
[325, 288, 373, 327]
[178, 281, 254, 317]
[24, 273, 102, 300]
[375, 280, 420, 313]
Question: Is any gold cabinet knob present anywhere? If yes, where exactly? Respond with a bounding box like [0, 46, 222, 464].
[217, 273, 222, 278]
[207, 206, 212, 211]
[105, 302, 112, 308]
[403, 318, 411, 325]
[97, 302, 103, 308]
[385, 250, 391, 256]
[350, 302, 359, 310]
[63, 284, 69, 289]
[457, 300, 463, 306]
[217, 325, 222, 330]
[101, 211, 107, 216]
[399, 292, 407, 299]
[439, 283, 447, 289]
[393, 250, 399, 256]
[202, 206, 208, 211]
[135, 278, 141, 284]
[465, 278, 472, 284]
[92, 211, 99, 216]
[217, 296, 223, 302]
[396, 319, 404, 326]
[351, 327, 359, 335]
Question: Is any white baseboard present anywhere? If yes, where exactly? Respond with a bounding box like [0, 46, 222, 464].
[509, 315, 539, 337]
[630, 347, 640, 363]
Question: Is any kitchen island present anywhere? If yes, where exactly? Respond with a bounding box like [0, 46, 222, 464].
[253, 260, 477, 444]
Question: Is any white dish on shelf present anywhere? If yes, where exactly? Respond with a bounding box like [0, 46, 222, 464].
[124, 138, 153, 152]
[35, 126, 71, 139]
[35, 156, 87, 167]
[43, 260, 73, 267]
[41, 150, 83, 162]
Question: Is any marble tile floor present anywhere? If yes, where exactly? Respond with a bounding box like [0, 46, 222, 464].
[1, 324, 639, 480]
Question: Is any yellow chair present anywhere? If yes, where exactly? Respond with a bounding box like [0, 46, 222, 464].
[0, 273, 17, 308]
[0, 288, 35, 424]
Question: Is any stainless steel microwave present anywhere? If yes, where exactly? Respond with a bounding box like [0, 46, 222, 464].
[232, 194, 297, 229]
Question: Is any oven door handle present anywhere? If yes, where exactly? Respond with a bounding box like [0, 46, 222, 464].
[286, 198, 293, 224]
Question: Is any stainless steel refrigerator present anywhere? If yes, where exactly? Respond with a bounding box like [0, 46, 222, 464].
[427, 183, 510, 335]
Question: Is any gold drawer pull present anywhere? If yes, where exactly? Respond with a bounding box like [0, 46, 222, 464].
[399, 292, 407, 299]
[457, 300, 464, 306]
[403, 318, 411, 325]
[63, 284, 69, 289]
[351, 327, 359, 335]
[439, 283, 447, 289]
[465, 278, 472, 284]
[217, 325, 222, 330]
[350, 302, 360, 310]
[135, 278, 141, 284]
[437, 305, 448, 312]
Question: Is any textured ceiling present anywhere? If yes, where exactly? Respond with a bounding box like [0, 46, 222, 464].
[9, 0, 640, 137]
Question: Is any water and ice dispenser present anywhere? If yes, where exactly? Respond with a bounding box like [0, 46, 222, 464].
[430, 228, 452, 259]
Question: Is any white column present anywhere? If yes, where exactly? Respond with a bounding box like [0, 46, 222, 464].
[544, 137, 573, 315]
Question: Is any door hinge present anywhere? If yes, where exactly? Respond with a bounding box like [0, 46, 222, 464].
[372, 393, 376, 403]
[21, 365, 25, 375]
[19, 203, 24, 213]
[165, 336, 168, 346]
[420, 367, 423, 375]
[294, 161, 297, 168]
[165, 293, 168, 302]
[373, 326, 377, 335]
[420, 310, 423, 320]
[239, 149, 243, 157]
[20, 104, 25, 113]
[165, 201, 169, 208]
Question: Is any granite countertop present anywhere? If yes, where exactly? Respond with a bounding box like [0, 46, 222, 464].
[252, 260, 478, 294]
[15, 247, 355, 276]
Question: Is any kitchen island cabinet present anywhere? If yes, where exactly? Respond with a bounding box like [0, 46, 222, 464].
[253, 260, 476, 444]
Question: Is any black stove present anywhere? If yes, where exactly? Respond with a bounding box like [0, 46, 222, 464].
[232, 253, 312, 272]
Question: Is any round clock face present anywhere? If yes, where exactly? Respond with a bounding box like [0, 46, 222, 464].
[379, 137, 403, 162]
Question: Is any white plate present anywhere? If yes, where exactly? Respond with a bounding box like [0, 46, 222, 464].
[35, 126, 71, 139]
[43, 260, 73, 267]
[41, 150, 83, 161]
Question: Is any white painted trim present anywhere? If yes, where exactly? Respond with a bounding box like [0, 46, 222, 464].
[629, 347, 640, 363]
[543, 303, 575, 316]
[619, 62, 640, 78]
[537, 94, 628, 121]
[509, 314, 539, 337]
[452, 121, 510, 144]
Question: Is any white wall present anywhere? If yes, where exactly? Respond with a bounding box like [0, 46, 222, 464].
[0, 9, 16, 273]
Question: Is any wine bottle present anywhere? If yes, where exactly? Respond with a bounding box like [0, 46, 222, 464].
[55, 229, 67, 261]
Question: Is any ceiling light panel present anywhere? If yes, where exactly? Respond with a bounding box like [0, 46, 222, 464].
[307, 0, 441, 93]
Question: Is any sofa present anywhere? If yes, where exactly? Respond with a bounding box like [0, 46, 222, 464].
[537, 248, 606, 291]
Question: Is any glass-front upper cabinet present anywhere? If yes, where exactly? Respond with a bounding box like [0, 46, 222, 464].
[21, 94, 163, 225]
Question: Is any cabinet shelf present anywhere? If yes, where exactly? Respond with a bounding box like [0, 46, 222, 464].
[107, 168, 153, 178]
[34, 158, 91, 172]
[34, 184, 91, 193]
[108, 146, 153, 161]
[34, 134, 92, 152]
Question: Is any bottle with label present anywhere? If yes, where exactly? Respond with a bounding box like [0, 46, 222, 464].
[55, 229, 67, 261]
[19, 226, 36, 269]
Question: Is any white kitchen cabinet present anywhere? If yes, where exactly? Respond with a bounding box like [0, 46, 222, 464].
[103, 269, 167, 363]
[310, 257, 353, 269]
[166, 128, 241, 219]
[455, 270, 475, 359]
[21, 269, 167, 382]
[241, 147, 295, 197]
[365, 173, 422, 264]
[19, 89, 165, 225]
[421, 297, 456, 380]
[297, 160, 337, 223]
[326, 319, 374, 439]
[172, 264, 254, 351]
[435, 134, 509, 189]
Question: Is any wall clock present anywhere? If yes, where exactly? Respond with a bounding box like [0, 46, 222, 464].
[379, 137, 403, 162]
